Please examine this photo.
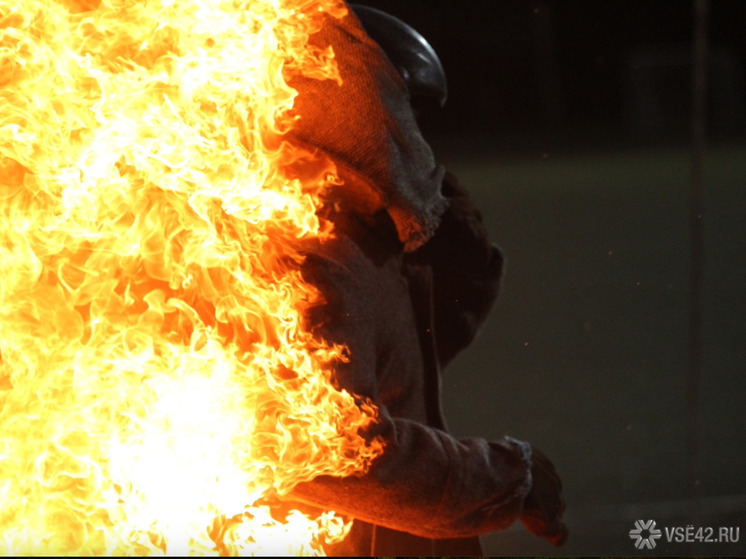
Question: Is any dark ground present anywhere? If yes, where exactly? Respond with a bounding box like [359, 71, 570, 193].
[434, 138, 746, 556]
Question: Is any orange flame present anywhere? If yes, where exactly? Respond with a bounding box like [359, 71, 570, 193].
[0, 0, 383, 554]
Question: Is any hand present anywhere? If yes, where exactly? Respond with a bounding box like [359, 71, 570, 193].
[519, 446, 568, 546]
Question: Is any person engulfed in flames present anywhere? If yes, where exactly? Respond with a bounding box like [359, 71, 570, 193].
[284, 4, 568, 556]
[0, 0, 564, 555]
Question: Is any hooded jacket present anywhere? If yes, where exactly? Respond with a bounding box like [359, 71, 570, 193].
[292, 173, 532, 556]
[283, 6, 538, 555]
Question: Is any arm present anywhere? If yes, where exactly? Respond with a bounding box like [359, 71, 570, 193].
[291, 408, 532, 540]
[292, 410, 566, 544]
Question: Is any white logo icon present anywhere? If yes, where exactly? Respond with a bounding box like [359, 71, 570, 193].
[629, 519, 662, 549]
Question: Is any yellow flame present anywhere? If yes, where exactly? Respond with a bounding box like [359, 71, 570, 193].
[0, 0, 383, 554]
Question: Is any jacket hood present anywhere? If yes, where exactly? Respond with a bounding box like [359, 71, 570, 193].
[286, 6, 447, 251]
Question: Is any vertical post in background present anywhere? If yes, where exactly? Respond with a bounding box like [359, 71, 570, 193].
[689, 0, 708, 526]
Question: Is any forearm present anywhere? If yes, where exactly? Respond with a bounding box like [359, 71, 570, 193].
[290, 407, 531, 540]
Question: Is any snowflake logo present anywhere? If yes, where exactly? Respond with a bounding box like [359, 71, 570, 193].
[629, 519, 662, 549]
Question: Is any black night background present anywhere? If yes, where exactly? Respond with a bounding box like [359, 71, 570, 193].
[363, 0, 746, 555]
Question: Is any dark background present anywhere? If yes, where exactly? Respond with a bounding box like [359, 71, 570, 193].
[362, 0, 746, 555]
[365, 0, 746, 150]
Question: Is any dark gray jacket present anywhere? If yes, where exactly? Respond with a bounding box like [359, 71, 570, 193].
[289, 172, 533, 556]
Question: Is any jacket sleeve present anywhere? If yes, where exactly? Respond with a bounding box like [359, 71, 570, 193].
[291, 409, 532, 539]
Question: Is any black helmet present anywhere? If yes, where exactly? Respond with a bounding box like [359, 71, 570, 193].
[350, 5, 447, 112]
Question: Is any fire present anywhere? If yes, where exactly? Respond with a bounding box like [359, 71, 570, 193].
[0, 0, 384, 555]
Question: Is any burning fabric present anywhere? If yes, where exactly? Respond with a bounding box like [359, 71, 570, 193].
[0, 0, 566, 556]
[1, 0, 382, 554]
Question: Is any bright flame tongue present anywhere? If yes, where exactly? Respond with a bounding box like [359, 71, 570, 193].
[0, 0, 382, 555]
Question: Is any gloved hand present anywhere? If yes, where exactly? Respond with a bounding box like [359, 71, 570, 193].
[519, 446, 568, 546]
